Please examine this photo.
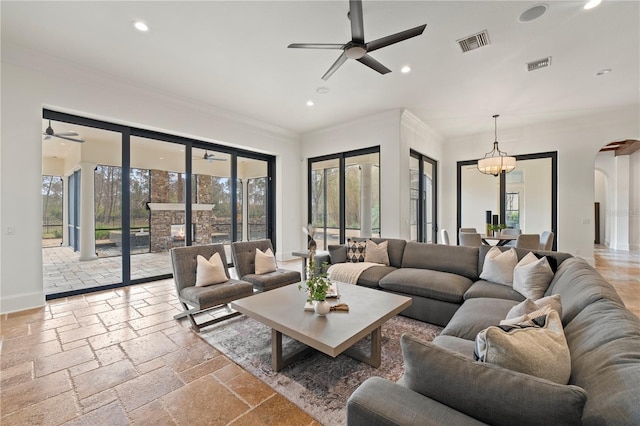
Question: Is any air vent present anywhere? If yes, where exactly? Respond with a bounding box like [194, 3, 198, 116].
[527, 56, 552, 71]
[457, 30, 490, 53]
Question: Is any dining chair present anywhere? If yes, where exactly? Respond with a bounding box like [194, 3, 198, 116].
[540, 231, 555, 251]
[440, 229, 450, 245]
[459, 232, 482, 247]
[515, 234, 540, 250]
[459, 227, 477, 234]
[500, 228, 521, 247]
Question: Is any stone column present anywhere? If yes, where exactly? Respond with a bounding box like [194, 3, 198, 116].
[79, 162, 98, 261]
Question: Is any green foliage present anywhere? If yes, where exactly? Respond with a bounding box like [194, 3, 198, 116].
[95, 230, 111, 240]
[298, 253, 331, 302]
[488, 223, 507, 232]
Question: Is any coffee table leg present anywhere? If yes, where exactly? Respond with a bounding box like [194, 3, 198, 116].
[343, 327, 382, 368]
[271, 329, 314, 371]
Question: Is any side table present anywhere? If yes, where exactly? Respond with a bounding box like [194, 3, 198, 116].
[291, 249, 329, 280]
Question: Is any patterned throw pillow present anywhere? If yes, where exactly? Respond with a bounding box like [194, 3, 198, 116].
[346, 240, 366, 263]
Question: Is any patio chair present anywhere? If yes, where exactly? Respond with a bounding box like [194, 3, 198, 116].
[515, 234, 540, 250]
[170, 244, 253, 332]
[540, 231, 555, 251]
[231, 239, 301, 292]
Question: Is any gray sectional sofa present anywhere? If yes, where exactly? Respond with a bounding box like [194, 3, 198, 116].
[317, 238, 640, 425]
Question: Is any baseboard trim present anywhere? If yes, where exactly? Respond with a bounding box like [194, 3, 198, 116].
[0, 291, 45, 315]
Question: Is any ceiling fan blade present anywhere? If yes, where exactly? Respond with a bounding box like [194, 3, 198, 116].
[357, 54, 391, 74]
[349, 0, 365, 43]
[43, 134, 51, 140]
[288, 43, 344, 49]
[54, 134, 85, 143]
[322, 52, 348, 81]
[366, 24, 427, 53]
[54, 131, 79, 137]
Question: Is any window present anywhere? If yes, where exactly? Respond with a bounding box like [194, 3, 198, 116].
[308, 147, 380, 249]
[410, 151, 438, 243]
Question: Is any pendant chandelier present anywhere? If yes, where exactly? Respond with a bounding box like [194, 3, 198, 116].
[477, 114, 516, 176]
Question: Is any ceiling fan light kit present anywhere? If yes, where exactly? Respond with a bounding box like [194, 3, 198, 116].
[288, 0, 426, 80]
[477, 115, 516, 176]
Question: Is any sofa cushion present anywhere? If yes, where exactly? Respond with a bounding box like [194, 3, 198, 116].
[356, 265, 396, 288]
[563, 299, 640, 425]
[379, 268, 473, 304]
[401, 242, 480, 281]
[400, 334, 587, 426]
[505, 294, 562, 322]
[475, 310, 571, 384]
[432, 335, 476, 358]
[464, 281, 526, 302]
[546, 257, 623, 325]
[441, 297, 518, 340]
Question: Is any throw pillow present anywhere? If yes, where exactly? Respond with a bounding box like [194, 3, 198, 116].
[504, 294, 563, 323]
[364, 240, 390, 266]
[534, 253, 558, 273]
[195, 253, 229, 287]
[328, 244, 348, 264]
[479, 247, 518, 285]
[346, 240, 366, 263]
[513, 252, 554, 300]
[475, 310, 571, 384]
[254, 247, 277, 274]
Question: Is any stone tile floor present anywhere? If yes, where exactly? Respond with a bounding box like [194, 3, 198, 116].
[3, 246, 637, 425]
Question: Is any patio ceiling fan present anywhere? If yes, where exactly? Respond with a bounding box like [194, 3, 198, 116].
[194, 151, 227, 162]
[42, 120, 85, 143]
[288, 0, 426, 80]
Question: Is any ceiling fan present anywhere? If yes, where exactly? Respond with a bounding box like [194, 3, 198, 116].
[194, 151, 227, 162]
[42, 120, 85, 143]
[288, 0, 426, 80]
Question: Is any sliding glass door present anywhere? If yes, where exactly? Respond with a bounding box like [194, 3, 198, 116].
[410, 150, 438, 243]
[42, 109, 275, 299]
[308, 147, 380, 249]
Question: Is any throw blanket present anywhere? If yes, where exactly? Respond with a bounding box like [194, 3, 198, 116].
[327, 262, 379, 285]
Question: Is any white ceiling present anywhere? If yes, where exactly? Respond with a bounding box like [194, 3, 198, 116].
[4, 1, 639, 139]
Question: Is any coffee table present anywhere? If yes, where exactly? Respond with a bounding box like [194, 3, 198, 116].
[230, 283, 412, 371]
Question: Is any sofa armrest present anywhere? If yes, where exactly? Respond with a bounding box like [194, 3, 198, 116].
[400, 334, 587, 426]
[347, 377, 486, 426]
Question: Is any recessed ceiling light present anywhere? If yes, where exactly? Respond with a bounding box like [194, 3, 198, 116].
[583, 0, 602, 10]
[133, 21, 149, 32]
[595, 68, 612, 76]
[306, 100, 315, 107]
[60, 142, 66, 146]
[401, 66, 412, 73]
[518, 4, 548, 23]
[316, 87, 330, 95]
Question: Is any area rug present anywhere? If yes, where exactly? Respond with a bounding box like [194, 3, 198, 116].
[199, 315, 442, 425]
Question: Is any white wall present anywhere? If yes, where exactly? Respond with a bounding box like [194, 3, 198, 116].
[596, 149, 640, 250]
[1, 47, 302, 314]
[594, 169, 608, 245]
[630, 150, 640, 250]
[445, 109, 640, 264]
[300, 109, 446, 244]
